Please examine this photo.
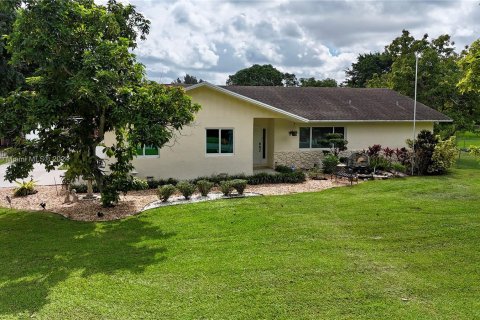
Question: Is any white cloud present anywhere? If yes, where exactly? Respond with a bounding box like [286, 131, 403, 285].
[128, 0, 479, 84]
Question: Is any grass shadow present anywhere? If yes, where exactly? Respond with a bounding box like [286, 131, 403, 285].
[0, 209, 175, 317]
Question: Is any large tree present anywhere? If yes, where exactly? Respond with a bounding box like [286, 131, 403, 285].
[0, 0, 25, 97]
[0, 0, 200, 206]
[366, 30, 479, 131]
[226, 64, 296, 86]
[458, 39, 480, 94]
[344, 52, 392, 88]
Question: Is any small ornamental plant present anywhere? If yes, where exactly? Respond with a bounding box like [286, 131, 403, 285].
[230, 179, 248, 195]
[219, 181, 234, 196]
[13, 179, 37, 197]
[322, 154, 339, 174]
[176, 181, 196, 200]
[157, 184, 176, 202]
[196, 180, 213, 197]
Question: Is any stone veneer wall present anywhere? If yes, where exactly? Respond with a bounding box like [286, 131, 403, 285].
[274, 150, 356, 170]
[273, 151, 325, 169]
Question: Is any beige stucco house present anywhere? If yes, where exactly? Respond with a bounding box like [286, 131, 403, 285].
[104, 82, 451, 180]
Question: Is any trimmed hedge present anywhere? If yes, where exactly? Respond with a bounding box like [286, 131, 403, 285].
[230, 179, 248, 195]
[274, 164, 294, 173]
[70, 171, 306, 194]
[246, 171, 306, 185]
[146, 178, 179, 189]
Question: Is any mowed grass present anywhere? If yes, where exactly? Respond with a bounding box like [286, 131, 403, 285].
[0, 158, 479, 319]
[457, 131, 480, 148]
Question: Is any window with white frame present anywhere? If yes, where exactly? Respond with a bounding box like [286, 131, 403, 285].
[299, 127, 345, 149]
[136, 145, 159, 157]
[206, 129, 234, 154]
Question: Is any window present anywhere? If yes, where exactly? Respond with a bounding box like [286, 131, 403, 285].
[299, 127, 345, 149]
[136, 144, 159, 157]
[206, 129, 234, 154]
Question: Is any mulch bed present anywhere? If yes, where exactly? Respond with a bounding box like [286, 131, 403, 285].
[0, 178, 349, 221]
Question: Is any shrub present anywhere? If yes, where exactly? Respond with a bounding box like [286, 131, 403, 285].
[392, 162, 406, 173]
[275, 164, 293, 173]
[322, 154, 339, 174]
[408, 130, 439, 175]
[101, 183, 120, 207]
[129, 177, 148, 191]
[196, 180, 213, 197]
[383, 147, 395, 160]
[157, 184, 176, 202]
[231, 179, 248, 195]
[369, 156, 392, 172]
[470, 145, 480, 158]
[281, 171, 307, 183]
[147, 178, 178, 189]
[176, 181, 196, 200]
[245, 171, 306, 185]
[72, 178, 147, 194]
[14, 179, 37, 197]
[395, 147, 410, 165]
[246, 173, 272, 185]
[367, 144, 382, 158]
[190, 174, 247, 185]
[219, 181, 234, 196]
[339, 156, 348, 164]
[430, 136, 459, 174]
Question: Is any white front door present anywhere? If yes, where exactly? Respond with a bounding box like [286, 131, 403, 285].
[253, 127, 267, 166]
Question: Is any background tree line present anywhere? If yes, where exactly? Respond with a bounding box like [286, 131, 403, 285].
[344, 30, 479, 133]
[212, 30, 479, 134]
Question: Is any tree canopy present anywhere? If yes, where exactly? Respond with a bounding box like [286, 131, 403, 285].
[0, 0, 25, 97]
[227, 64, 294, 86]
[299, 77, 338, 87]
[173, 74, 203, 85]
[458, 39, 480, 94]
[344, 52, 392, 88]
[345, 30, 479, 132]
[0, 0, 200, 206]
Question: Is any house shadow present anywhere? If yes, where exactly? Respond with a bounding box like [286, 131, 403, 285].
[0, 210, 175, 317]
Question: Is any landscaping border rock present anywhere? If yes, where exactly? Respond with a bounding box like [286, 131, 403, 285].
[0, 178, 348, 221]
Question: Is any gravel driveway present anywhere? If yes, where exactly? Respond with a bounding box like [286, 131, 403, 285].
[0, 163, 66, 188]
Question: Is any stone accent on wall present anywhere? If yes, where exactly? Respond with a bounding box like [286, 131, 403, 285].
[274, 151, 325, 169]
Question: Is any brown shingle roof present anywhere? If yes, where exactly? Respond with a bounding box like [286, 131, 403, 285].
[221, 86, 451, 122]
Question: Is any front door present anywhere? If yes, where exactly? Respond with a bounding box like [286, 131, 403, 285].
[253, 127, 267, 166]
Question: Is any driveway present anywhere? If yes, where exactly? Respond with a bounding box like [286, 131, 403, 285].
[0, 163, 66, 188]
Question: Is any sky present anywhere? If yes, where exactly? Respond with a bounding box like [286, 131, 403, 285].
[128, 0, 480, 85]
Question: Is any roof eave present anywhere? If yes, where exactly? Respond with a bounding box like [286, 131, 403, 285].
[186, 83, 453, 124]
[306, 119, 453, 123]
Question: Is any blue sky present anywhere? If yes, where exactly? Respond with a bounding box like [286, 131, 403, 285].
[128, 0, 480, 84]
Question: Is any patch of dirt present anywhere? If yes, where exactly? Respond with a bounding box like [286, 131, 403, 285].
[0, 178, 351, 222]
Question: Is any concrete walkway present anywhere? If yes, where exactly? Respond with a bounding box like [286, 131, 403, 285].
[0, 163, 66, 188]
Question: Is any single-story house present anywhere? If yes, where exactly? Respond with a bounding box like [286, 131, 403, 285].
[104, 82, 451, 180]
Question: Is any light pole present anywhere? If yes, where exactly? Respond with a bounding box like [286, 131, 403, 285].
[411, 52, 419, 176]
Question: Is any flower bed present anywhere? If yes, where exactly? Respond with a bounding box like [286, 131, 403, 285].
[0, 178, 345, 221]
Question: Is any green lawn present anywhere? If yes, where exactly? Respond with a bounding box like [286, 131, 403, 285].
[1, 159, 479, 319]
[457, 131, 480, 148]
